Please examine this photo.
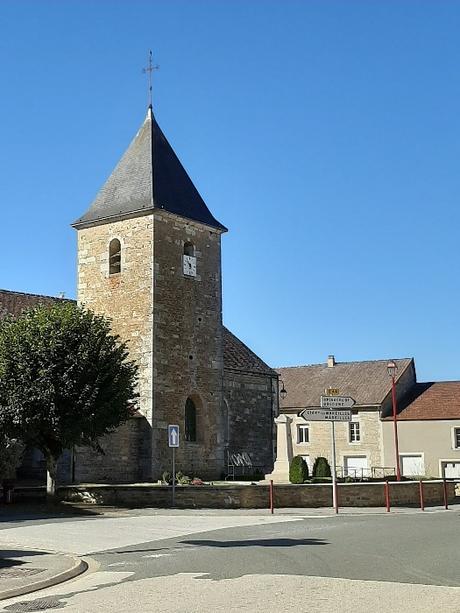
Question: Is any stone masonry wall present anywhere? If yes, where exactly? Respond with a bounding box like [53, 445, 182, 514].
[76, 215, 154, 480]
[151, 211, 225, 480]
[223, 370, 276, 474]
[56, 480, 457, 509]
[74, 416, 151, 483]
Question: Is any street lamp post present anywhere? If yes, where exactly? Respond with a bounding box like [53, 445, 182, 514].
[270, 378, 288, 477]
[387, 360, 401, 481]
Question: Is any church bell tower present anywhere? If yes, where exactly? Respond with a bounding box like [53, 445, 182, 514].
[72, 106, 228, 480]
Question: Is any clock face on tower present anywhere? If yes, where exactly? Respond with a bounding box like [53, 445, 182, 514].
[183, 254, 197, 277]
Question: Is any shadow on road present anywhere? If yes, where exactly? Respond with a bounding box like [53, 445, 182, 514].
[0, 557, 28, 570]
[0, 502, 103, 524]
[0, 549, 49, 568]
[181, 538, 328, 548]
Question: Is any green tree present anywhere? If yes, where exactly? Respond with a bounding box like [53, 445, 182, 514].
[289, 455, 309, 484]
[0, 303, 138, 498]
[312, 456, 332, 478]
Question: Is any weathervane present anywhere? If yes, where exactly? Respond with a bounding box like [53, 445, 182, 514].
[142, 50, 159, 108]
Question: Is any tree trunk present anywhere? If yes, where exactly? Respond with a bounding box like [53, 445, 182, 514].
[46, 456, 58, 501]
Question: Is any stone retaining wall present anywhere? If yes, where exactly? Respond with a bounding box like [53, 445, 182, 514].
[50, 480, 457, 509]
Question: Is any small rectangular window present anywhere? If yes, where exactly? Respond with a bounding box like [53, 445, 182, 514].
[454, 428, 460, 449]
[297, 424, 309, 444]
[349, 421, 361, 443]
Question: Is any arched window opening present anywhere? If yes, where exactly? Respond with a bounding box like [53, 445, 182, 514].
[185, 397, 197, 442]
[109, 239, 121, 275]
[184, 242, 195, 257]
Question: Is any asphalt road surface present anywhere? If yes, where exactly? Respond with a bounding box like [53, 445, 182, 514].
[1, 509, 459, 612]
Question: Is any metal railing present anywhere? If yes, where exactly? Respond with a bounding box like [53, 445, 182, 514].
[226, 451, 263, 480]
[335, 466, 396, 481]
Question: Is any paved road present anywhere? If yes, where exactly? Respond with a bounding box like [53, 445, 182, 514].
[1, 509, 459, 612]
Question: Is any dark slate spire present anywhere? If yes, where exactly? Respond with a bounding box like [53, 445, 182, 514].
[73, 108, 227, 232]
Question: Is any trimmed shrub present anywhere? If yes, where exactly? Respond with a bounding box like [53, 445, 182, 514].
[312, 456, 331, 478]
[289, 455, 309, 484]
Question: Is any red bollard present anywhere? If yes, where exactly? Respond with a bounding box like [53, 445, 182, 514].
[443, 479, 449, 510]
[384, 480, 390, 512]
[269, 479, 274, 514]
[419, 480, 425, 511]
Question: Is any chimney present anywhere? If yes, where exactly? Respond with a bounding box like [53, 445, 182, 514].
[327, 355, 336, 368]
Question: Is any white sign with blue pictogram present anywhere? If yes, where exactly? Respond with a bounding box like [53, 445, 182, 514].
[168, 425, 179, 448]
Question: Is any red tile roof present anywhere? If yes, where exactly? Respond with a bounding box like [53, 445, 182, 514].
[277, 358, 414, 408]
[223, 327, 276, 375]
[0, 289, 71, 318]
[386, 382, 460, 420]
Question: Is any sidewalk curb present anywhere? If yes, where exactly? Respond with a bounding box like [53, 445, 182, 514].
[0, 555, 88, 601]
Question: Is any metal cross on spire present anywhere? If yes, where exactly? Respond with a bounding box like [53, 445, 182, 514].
[142, 50, 159, 109]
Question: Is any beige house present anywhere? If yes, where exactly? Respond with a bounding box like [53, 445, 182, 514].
[268, 355, 460, 482]
[272, 355, 415, 480]
[382, 382, 460, 478]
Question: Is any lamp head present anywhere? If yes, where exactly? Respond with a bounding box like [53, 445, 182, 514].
[387, 360, 397, 378]
[279, 380, 287, 400]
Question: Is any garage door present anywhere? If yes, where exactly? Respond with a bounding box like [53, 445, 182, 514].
[442, 462, 460, 478]
[344, 456, 368, 478]
[300, 455, 313, 474]
[400, 455, 424, 477]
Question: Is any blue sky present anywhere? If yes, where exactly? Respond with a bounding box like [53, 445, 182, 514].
[1, 1, 459, 381]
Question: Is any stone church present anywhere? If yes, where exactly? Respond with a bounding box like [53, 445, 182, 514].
[1, 105, 278, 482]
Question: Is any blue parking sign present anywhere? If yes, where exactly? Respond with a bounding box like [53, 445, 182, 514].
[168, 425, 179, 448]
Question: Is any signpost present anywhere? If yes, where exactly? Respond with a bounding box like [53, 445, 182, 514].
[168, 425, 179, 507]
[320, 395, 355, 409]
[299, 393, 355, 514]
[298, 408, 352, 422]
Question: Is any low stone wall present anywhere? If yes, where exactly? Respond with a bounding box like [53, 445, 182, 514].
[51, 480, 457, 509]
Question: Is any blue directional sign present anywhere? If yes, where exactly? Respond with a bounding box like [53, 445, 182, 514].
[168, 424, 179, 448]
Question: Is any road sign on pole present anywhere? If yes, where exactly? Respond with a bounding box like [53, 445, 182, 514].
[320, 395, 355, 409]
[168, 425, 179, 448]
[168, 425, 179, 508]
[314, 393, 355, 515]
[298, 408, 352, 422]
[331, 421, 338, 514]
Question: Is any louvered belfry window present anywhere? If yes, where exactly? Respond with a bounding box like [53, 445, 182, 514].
[109, 239, 121, 275]
[184, 242, 195, 257]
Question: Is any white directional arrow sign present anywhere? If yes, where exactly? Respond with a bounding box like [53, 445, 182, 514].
[168, 424, 179, 448]
[320, 395, 355, 409]
[299, 408, 352, 422]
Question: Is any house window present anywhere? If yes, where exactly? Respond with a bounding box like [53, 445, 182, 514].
[349, 421, 361, 443]
[297, 424, 309, 444]
[454, 428, 460, 449]
[185, 397, 197, 442]
[109, 238, 121, 275]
